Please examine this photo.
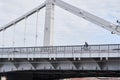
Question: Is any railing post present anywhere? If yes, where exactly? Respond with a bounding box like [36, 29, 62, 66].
[117, 44, 120, 57]
[89, 45, 91, 57]
[27, 48, 30, 60]
[99, 45, 102, 60]
[32, 47, 35, 60]
[81, 46, 82, 58]
[72, 46, 75, 60]
[107, 44, 109, 60]
[64, 46, 65, 57]
[12, 48, 15, 60]
[2, 48, 4, 58]
[55, 47, 57, 60]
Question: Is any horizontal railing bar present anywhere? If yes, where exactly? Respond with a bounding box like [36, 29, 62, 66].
[0, 44, 120, 49]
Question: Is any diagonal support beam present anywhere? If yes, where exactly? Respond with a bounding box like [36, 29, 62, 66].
[53, 0, 120, 35]
[0, 2, 46, 32]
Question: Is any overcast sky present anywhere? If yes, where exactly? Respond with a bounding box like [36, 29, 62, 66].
[0, 0, 120, 47]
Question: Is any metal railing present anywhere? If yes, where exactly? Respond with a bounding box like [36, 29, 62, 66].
[0, 44, 120, 54]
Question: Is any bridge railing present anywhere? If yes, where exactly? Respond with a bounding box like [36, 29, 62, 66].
[0, 44, 120, 54]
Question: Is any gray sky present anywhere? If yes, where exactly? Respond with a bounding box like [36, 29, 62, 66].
[0, 0, 120, 47]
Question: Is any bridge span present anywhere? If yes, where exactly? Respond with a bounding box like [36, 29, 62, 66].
[0, 0, 120, 79]
[0, 44, 120, 80]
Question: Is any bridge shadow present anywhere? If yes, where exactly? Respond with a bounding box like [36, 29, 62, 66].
[0, 70, 120, 80]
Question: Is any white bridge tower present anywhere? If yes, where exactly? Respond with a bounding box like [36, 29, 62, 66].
[44, 0, 55, 46]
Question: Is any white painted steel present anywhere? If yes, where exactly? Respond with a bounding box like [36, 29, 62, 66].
[0, 2, 46, 32]
[0, 58, 120, 73]
[0, 44, 120, 59]
[54, 0, 120, 35]
[0, 0, 120, 73]
[0, 0, 120, 46]
[44, 0, 55, 46]
[0, 52, 119, 59]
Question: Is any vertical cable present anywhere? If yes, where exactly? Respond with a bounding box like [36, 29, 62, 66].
[35, 11, 39, 46]
[12, 24, 16, 47]
[24, 17, 27, 47]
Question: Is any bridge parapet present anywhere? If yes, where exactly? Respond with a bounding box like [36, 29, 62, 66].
[0, 44, 120, 59]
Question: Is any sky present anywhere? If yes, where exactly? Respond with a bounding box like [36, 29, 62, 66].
[0, 0, 120, 47]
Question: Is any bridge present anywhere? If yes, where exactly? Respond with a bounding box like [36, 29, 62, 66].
[0, 0, 120, 80]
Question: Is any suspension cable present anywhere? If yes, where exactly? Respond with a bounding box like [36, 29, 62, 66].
[35, 11, 39, 46]
[24, 17, 27, 47]
[12, 24, 16, 47]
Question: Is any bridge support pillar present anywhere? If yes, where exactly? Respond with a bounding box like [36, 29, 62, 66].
[44, 0, 54, 46]
[1, 76, 7, 80]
